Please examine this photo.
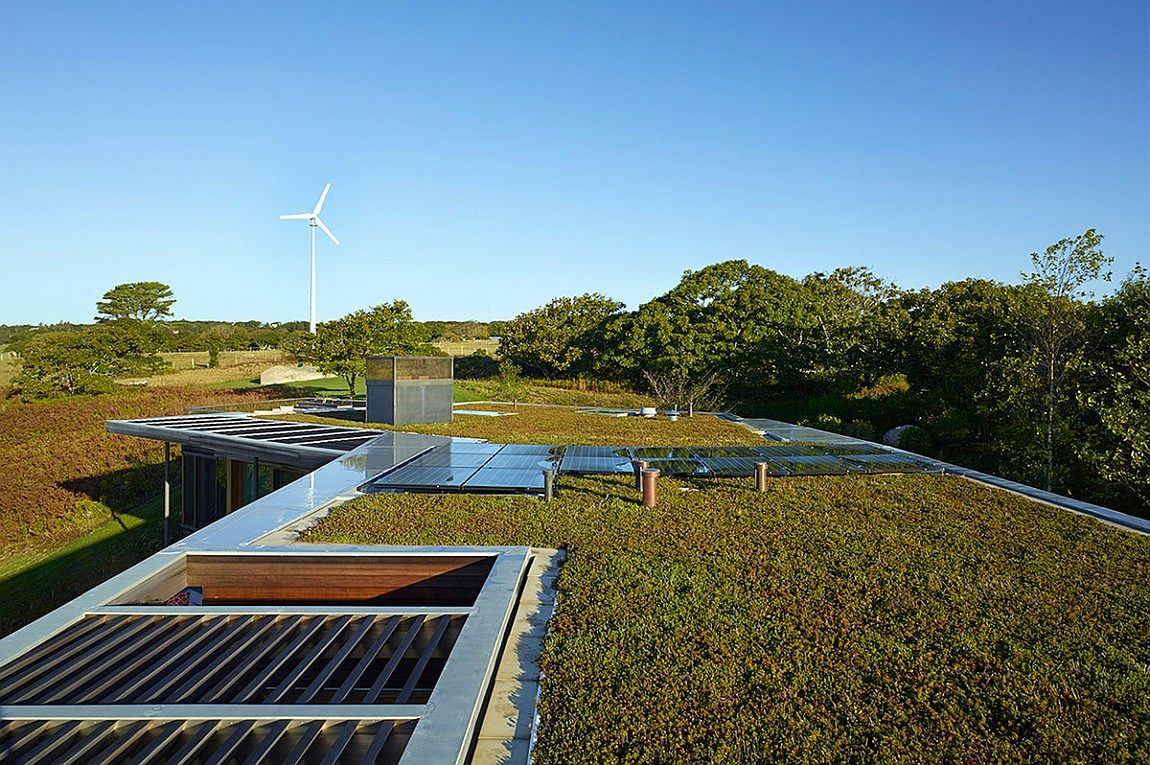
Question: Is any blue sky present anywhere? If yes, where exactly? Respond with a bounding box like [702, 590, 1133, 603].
[2, 1, 1146, 325]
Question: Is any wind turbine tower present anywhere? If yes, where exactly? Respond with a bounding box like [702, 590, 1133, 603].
[279, 183, 340, 334]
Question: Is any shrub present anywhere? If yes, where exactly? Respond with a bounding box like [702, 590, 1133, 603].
[842, 418, 877, 441]
[897, 425, 934, 455]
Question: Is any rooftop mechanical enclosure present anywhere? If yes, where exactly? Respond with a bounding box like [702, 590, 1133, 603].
[366, 356, 454, 426]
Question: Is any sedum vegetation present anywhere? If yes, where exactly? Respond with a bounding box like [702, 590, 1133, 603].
[271, 404, 765, 446]
[307, 474, 1150, 763]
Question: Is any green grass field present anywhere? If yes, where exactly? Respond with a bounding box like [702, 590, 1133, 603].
[0, 491, 177, 635]
[307, 473, 1150, 763]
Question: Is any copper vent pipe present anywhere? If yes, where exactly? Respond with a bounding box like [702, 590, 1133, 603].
[755, 462, 768, 492]
[632, 459, 650, 490]
[641, 468, 660, 507]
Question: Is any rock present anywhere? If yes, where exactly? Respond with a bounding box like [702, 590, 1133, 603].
[883, 425, 920, 447]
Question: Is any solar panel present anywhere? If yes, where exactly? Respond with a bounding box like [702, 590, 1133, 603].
[484, 453, 559, 470]
[407, 450, 496, 468]
[688, 447, 763, 459]
[822, 444, 892, 456]
[372, 464, 474, 489]
[841, 453, 944, 474]
[755, 445, 827, 457]
[559, 455, 632, 474]
[493, 444, 560, 456]
[563, 445, 624, 459]
[763, 455, 862, 476]
[641, 458, 710, 476]
[630, 447, 695, 460]
[464, 467, 546, 491]
[697, 457, 761, 476]
[434, 441, 504, 455]
[304, 436, 380, 450]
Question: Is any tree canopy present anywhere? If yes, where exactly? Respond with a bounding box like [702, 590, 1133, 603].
[96, 282, 176, 322]
[497, 294, 624, 379]
[287, 301, 435, 393]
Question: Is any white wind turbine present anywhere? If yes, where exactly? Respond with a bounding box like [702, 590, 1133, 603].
[280, 182, 340, 334]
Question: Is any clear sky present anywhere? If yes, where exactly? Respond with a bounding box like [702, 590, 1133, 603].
[2, 1, 1146, 325]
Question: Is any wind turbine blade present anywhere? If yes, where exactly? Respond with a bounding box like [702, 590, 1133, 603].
[312, 182, 331, 215]
[315, 216, 340, 245]
[279, 213, 313, 220]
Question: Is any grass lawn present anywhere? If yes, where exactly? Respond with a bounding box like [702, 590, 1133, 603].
[305, 474, 1150, 763]
[0, 491, 176, 636]
[271, 404, 766, 446]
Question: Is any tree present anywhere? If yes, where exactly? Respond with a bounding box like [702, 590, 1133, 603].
[600, 261, 815, 392]
[286, 301, 432, 394]
[1082, 266, 1150, 506]
[800, 267, 897, 386]
[96, 282, 176, 322]
[497, 294, 624, 379]
[1016, 229, 1111, 490]
[16, 332, 117, 397]
[14, 321, 166, 397]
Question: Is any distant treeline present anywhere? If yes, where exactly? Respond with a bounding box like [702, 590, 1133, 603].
[0, 318, 497, 354]
[492, 231, 1149, 519]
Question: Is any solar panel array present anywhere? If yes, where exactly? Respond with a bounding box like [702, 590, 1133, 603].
[370, 443, 560, 494]
[559, 444, 942, 478]
[118, 414, 385, 452]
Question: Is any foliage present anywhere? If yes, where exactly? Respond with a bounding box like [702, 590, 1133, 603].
[491, 360, 526, 402]
[642, 368, 727, 412]
[453, 350, 500, 379]
[95, 281, 176, 322]
[897, 425, 934, 454]
[285, 301, 433, 394]
[1082, 266, 1150, 505]
[14, 321, 167, 397]
[603, 261, 815, 389]
[307, 474, 1150, 762]
[848, 373, 910, 400]
[498, 294, 624, 378]
[1013, 229, 1111, 490]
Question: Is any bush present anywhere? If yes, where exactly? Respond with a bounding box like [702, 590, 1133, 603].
[842, 419, 877, 441]
[848, 373, 911, 400]
[898, 425, 934, 455]
[810, 413, 843, 432]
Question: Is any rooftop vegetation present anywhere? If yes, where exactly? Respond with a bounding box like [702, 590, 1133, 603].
[271, 404, 765, 446]
[306, 473, 1150, 762]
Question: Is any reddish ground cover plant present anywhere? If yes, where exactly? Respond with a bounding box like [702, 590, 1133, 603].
[0, 387, 276, 544]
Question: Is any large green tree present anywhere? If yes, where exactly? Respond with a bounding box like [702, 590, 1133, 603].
[601, 261, 818, 392]
[1082, 267, 1150, 506]
[497, 294, 624, 379]
[287, 301, 432, 394]
[15, 321, 166, 397]
[1015, 229, 1111, 490]
[96, 282, 176, 322]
